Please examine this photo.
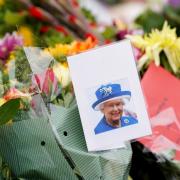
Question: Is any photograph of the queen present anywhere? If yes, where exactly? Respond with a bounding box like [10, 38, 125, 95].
[92, 83, 138, 135]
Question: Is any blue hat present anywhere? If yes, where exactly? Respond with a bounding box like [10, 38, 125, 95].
[92, 83, 131, 110]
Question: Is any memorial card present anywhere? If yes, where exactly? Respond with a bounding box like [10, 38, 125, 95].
[67, 40, 152, 151]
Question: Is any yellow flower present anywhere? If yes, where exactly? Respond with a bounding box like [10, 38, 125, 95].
[127, 22, 180, 73]
[53, 62, 71, 88]
[17, 26, 34, 46]
[47, 44, 71, 57]
[0, 98, 6, 106]
[0, 0, 4, 6]
[8, 52, 15, 61]
[45, 37, 97, 57]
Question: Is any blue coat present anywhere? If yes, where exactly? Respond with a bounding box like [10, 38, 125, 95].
[94, 116, 138, 135]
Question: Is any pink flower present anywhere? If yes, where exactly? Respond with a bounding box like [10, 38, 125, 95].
[116, 29, 143, 40]
[33, 68, 61, 99]
[116, 29, 129, 40]
[0, 32, 23, 62]
[168, 0, 180, 7]
[133, 47, 144, 61]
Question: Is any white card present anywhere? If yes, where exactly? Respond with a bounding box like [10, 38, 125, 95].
[67, 40, 152, 151]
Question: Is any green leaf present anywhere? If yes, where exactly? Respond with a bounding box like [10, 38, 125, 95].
[164, 6, 180, 24]
[0, 98, 20, 125]
[64, 92, 74, 108]
[4, 10, 25, 26]
[135, 9, 165, 33]
[102, 26, 116, 40]
[0, 155, 2, 169]
[42, 29, 73, 47]
[81, 7, 96, 23]
[15, 48, 32, 83]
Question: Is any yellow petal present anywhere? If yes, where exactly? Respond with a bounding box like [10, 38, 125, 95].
[53, 63, 71, 88]
[164, 48, 178, 73]
[0, 98, 6, 106]
[0, 0, 4, 6]
[18, 26, 34, 46]
[137, 54, 149, 71]
[152, 46, 162, 66]
[127, 35, 146, 50]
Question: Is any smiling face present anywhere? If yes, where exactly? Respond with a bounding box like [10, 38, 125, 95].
[100, 99, 124, 127]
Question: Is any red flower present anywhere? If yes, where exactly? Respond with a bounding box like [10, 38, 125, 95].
[55, 25, 68, 35]
[71, 0, 79, 7]
[89, 22, 97, 28]
[104, 39, 112, 44]
[68, 15, 77, 24]
[29, 6, 44, 20]
[40, 26, 50, 33]
[85, 33, 97, 42]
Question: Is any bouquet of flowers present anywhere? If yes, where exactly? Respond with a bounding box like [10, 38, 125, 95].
[1, 0, 180, 179]
[0, 1, 134, 179]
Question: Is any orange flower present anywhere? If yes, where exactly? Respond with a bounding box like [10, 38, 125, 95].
[45, 37, 97, 57]
[3, 88, 31, 101]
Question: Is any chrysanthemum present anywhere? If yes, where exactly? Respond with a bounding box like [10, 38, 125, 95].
[127, 22, 180, 74]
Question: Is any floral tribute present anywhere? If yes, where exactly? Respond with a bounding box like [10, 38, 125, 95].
[1, 0, 180, 179]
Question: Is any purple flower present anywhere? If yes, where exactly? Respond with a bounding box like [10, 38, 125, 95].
[0, 32, 23, 62]
[168, 0, 180, 7]
[116, 29, 129, 40]
[116, 29, 143, 40]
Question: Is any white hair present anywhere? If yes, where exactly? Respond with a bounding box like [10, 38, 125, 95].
[99, 103, 104, 110]
[99, 98, 125, 111]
